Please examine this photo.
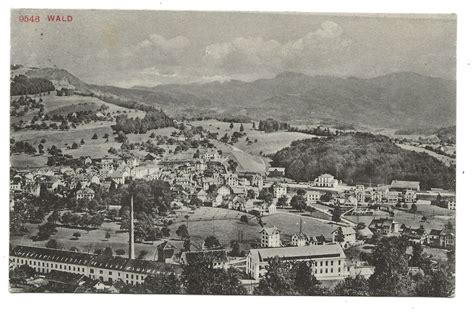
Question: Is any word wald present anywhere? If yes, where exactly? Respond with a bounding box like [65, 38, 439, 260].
[47, 15, 73, 22]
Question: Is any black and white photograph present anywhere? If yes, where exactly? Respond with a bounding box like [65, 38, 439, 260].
[8, 8, 457, 297]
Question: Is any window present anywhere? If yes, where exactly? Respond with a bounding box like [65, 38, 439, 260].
[331, 261, 334, 266]
[338, 268, 341, 273]
[126, 274, 129, 278]
[338, 260, 341, 265]
[109, 271, 112, 275]
[69, 266, 71, 270]
[118, 273, 121, 277]
[90, 269, 94, 274]
[100, 270, 103, 274]
[59, 265, 62, 269]
[320, 269, 323, 274]
[331, 268, 333, 273]
[325, 261, 328, 266]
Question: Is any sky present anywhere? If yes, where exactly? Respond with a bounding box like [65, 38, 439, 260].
[11, 10, 456, 87]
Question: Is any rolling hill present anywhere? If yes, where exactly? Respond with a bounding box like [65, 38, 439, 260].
[142, 71, 455, 129]
[12, 66, 456, 130]
[271, 132, 456, 190]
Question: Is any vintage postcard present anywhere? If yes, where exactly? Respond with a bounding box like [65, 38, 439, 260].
[9, 9, 455, 296]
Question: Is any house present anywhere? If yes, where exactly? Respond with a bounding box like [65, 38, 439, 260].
[216, 185, 232, 197]
[403, 190, 417, 203]
[260, 226, 281, 248]
[76, 187, 95, 200]
[143, 153, 159, 162]
[157, 241, 184, 263]
[109, 170, 128, 185]
[369, 218, 400, 235]
[306, 191, 321, 203]
[427, 229, 455, 248]
[212, 194, 223, 207]
[246, 244, 346, 281]
[267, 167, 285, 177]
[291, 233, 309, 247]
[386, 191, 399, 203]
[196, 189, 208, 202]
[313, 174, 339, 188]
[180, 250, 228, 269]
[447, 199, 456, 211]
[401, 226, 426, 244]
[101, 157, 116, 171]
[24, 182, 41, 197]
[10, 245, 182, 286]
[272, 183, 287, 199]
[390, 180, 421, 192]
[10, 176, 22, 191]
[331, 227, 357, 247]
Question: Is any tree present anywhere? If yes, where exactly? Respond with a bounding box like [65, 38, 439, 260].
[80, 139, 85, 145]
[92, 133, 98, 140]
[247, 189, 256, 199]
[181, 255, 246, 295]
[368, 237, 415, 296]
[184, 214, 190, 228]
[292, 261, 328, 296]
[320, 192, 332, 202]
[239, 123, 244, 132]
[141, 273, 183, 294]
[290, 194, 306, 212]
[176, 224, 189, 239]
[46, 239, 62, 249]
[410, 203, 417, 213]
[204, 236, 220, 250]
[333, 275, 370, 296]
[229, 122, 234, 129]
[240, 215, 249, 224]
[229, 240, 242, 257]
[105, 232, 111, 241]
[71, 142, 79, 149]
[161, 226, 170, 237]
[72, 232, 81, 240]
[253, 257, 297, 295]
[416, 267, 455, 297]
[137, 250, 148, 260]
[334, 227, 345, 245]
[103, 247, 114, 259]
[277, 195, 289, 207]
[332, 207, 342, 222]
[47, 210, 61, 224]
[115, 248, 126, 256]
[258, 188, 274, 204]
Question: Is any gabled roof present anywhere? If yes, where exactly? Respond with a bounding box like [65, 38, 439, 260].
[390, 180, 420, 190]
[259, 226, 280, 236]
[250, 244, 344, 262]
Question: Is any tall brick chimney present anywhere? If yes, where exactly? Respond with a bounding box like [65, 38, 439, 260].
[129, 194, 135, 260]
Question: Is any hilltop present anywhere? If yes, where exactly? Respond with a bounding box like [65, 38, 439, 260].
[142, 71, 455, 129]
[271, 132, 456, 190]
[16, 66, 456, 130]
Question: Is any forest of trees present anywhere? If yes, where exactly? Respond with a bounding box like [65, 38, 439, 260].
[258, 118, 290, 133]
[11, 75, 55, 96]
[272, 132, 456, 190]
[111, 110, 174, 134]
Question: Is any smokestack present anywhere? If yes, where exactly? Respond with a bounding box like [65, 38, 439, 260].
[299, 217, 303, 234]
[129, 194, 135, 260]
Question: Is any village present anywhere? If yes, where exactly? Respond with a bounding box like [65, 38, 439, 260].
[9, 126, 456, 293]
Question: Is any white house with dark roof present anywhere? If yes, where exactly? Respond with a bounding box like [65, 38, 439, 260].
[313, 174, 339, 188]
[260, 226, 281, 247]
[246, 244, 346, 281]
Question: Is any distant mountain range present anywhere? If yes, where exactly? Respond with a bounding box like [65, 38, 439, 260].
[13, 66, 456, 129]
